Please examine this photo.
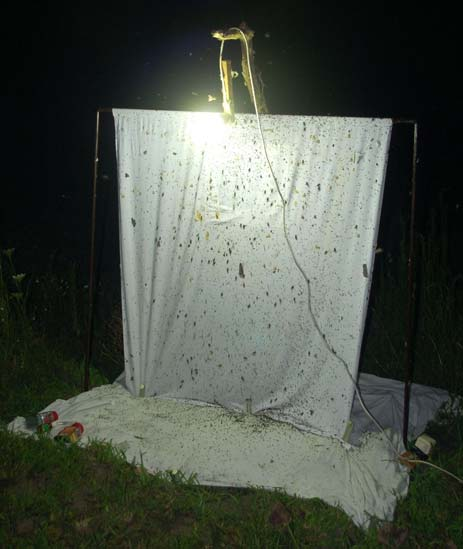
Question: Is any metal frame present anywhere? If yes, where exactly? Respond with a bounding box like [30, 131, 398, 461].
[395, 119, 419, 445]
[84, 110, 418, 444]
[84, 108, 111, 390]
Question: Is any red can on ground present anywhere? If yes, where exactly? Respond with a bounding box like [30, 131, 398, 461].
[54, 422, 84, 444]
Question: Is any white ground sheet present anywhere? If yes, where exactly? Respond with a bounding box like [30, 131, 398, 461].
[350, 373, 451, 445]
[114, 109, 392, 439]
[7, 381, 404, 528]
[8, 374, 452, 527]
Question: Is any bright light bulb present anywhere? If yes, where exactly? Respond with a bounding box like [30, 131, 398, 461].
[187, 113, 230, 146]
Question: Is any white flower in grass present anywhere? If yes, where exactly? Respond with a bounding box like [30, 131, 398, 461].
[12, 273, 26, 284]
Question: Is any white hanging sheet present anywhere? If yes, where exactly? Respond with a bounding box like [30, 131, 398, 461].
[114, 109, 392, 439]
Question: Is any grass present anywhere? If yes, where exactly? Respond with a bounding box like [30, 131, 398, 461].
[0, 431, 362, 548]
[362, 208, 463, 394]
[1, 202, 462, 547]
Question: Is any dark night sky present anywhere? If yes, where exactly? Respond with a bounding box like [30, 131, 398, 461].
[3, 1, 462, 274]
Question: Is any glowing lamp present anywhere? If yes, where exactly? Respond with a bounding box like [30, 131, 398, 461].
[187, 112, 230, 146]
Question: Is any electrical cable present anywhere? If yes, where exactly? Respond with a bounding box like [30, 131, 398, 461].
[404, 458, 463, 483]
[220, 27, 463, 485]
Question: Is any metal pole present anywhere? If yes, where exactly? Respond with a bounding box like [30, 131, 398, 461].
[402, 122, 418, 445]
[84, 110, 101, 391]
